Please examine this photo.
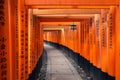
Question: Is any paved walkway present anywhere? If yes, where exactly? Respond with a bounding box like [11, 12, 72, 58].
[44, 44, 82, 80]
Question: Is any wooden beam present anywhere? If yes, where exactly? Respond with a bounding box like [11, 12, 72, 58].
[33, 9, 101, 15]
[38, 17, 92, 22]
[27, 5, 110, 9]
[43, 28, 64, 31]
[25, 0, 118, 6]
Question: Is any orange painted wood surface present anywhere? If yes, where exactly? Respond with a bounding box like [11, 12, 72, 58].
[100, 9, 108, 73]
[81, 20, 85, 57]
[115, 6, 120, 80]
[89, 19, 93, 64]
[25, 0, 118, 5]
[94, 15, 101, 69]
[0, 0, 11, 80]
[107, 6, 116, 77]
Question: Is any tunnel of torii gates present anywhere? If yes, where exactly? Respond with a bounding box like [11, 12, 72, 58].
[1, 0, 120, 80]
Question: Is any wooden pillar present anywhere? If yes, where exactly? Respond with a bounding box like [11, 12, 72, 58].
[0, 0, 11, 80]
[100, 9, 108, 73]
[107, 6, 116, 77]
[115, 5, 120, 80]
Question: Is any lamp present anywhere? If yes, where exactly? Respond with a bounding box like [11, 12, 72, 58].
[70, 23, 77, 30]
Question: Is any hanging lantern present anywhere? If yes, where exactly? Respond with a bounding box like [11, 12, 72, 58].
[70, 23, 77, 30]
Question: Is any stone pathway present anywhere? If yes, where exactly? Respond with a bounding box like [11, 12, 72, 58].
[44, 44, 82, 80]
